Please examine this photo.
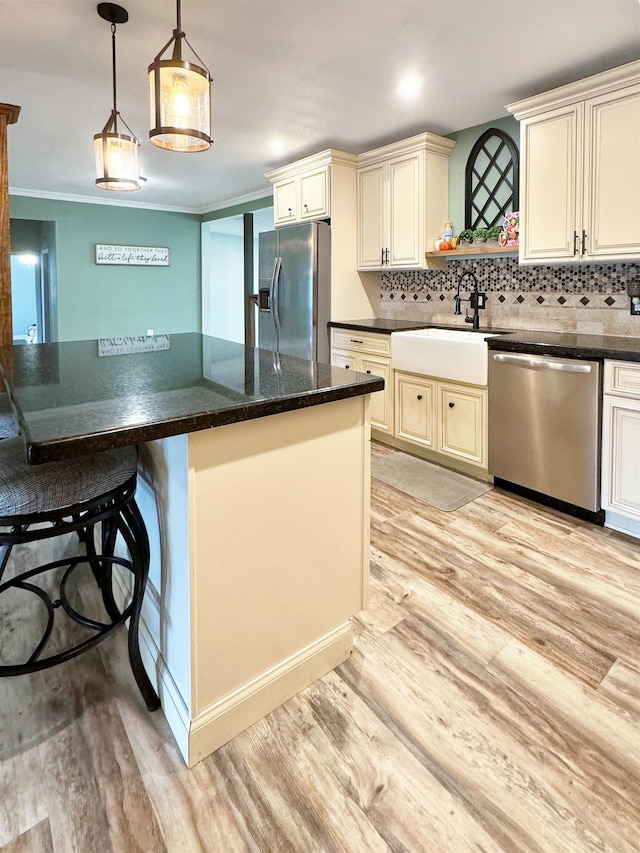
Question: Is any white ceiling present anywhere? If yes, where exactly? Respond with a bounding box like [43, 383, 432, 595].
[2, 0, 639, 214]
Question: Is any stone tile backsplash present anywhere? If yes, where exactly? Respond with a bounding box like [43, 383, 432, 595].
[380, 257, 640, 335]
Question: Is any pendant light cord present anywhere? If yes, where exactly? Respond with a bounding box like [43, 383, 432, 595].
[111, 22, 118, 123]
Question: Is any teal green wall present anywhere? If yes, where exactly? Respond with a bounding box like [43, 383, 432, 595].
[9, 196, 201, 341]
[446, 115, 520, 237]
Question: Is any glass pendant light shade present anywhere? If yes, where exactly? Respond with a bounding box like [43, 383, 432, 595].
[94, 4, 145, 191]
[94, 119, 142, 191]
[149, 0, 212, 152]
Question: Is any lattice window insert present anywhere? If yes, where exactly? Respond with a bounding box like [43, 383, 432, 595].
[465, 129, 519, 230]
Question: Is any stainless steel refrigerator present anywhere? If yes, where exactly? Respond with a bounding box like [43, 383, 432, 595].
[257, 221, 331, 364]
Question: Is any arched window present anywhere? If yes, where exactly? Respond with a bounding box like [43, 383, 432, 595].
[464, 128, 519, 230]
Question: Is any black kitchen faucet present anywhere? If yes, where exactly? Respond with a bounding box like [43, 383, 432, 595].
[454, 271, 486, 330]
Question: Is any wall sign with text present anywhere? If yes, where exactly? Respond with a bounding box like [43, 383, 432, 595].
[95, 244, 170, 266]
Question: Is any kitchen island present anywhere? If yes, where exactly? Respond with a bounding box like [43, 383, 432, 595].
[0, 333, 383, 766]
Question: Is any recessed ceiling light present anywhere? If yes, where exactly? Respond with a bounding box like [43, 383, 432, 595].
[270, 139, 286, 156]
[396, 73, 423, 102]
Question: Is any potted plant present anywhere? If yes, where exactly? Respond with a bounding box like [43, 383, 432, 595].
[472, 228, 489, 243]
[458, 229, 474, 244]
[487, 225, 502, 242]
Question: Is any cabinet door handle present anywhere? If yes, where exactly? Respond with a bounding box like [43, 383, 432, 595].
[288, 207, 293, 214]
[350, 339, 364, 344]
[366, 370, 372, 374]
[417, 394, 423, 401]
[573, 231, 579, 255]
[581, 230, 587, 255]
[448, 402, 455, 408]
[345, 365, 350, 369]
[381, 248, 385, 265]
[385, 248, 390, 265]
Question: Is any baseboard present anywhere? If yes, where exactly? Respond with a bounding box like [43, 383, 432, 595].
[604, 509, 640, 540]
[187, 622, 353, 767]
[112, 568, 353, 767]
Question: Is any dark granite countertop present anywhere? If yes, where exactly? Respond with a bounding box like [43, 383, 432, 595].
[487, 330, 640, 361]
[329, 318, 514, 335]
[331, 319, 640, 361]
[0, 333, 383, 464]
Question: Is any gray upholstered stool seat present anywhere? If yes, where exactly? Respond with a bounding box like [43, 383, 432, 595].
[0, 437, 138, 516]
[0, 439, 159, 711]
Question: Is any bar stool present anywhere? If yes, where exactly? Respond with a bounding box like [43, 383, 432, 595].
[0, 437, 160, 711]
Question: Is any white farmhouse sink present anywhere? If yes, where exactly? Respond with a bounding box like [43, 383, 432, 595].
[391, 328, 500, 385]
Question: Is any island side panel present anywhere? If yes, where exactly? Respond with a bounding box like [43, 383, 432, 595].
[135, 436, 194, 761]
[186, 394, 371, 765]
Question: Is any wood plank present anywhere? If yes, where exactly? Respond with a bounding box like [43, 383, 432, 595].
[373, 507, 618, 686]
[343, 616, 640, 852]
[1, 460, 639, 850]
[209, 707, 391, 853]
[0, 819, 53, 853]
[598, 658, 640, 720]
[284, 672, 504, 853]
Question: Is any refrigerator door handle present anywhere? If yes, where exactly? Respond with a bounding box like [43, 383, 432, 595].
[267, 256, 279, 310]
[272, 256, 283, 350]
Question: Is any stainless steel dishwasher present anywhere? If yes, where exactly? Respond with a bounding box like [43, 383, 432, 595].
[488, 351, 602, 514]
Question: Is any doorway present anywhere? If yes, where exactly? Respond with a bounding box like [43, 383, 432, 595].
[201, 206, 274, 346]
[9, 219, 57, 343]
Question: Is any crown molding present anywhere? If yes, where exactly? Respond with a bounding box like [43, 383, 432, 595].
[194, 188, 273, 215]
[9, 187, 197, 215]
[9, 186, 274, 217]
[507, 58, 640, 120]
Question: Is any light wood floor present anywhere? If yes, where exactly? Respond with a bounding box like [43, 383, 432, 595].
[1, 442, 639, 852]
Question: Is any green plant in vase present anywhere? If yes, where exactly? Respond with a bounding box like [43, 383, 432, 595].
[458, 229, 474, 244]
[472, 228, 489, 243]
[487, 225, 502, 242]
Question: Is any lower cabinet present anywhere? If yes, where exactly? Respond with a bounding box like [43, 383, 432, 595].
[601, 360, 640, 534]
[395, 373, 436, 448]
[330, 329, 488, 470]
[394, 370, 488, 468]
[438, 382, 487, 466]
[330, 329, 393, 434]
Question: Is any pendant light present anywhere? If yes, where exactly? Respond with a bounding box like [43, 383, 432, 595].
[94, 3, 145, 191]
[148, 0, 212, 152]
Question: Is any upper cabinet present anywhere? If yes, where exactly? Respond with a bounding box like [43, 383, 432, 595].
[508, 60, 640, 264]
[266, 149, 357, 227]
[356, 133, 456, 271]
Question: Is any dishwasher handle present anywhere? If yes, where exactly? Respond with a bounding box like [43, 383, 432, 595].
[491, 353, 593, 373]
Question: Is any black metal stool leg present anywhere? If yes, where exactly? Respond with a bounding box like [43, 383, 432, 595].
[83, 519, 121, 624]
[118, 499, 160, 711]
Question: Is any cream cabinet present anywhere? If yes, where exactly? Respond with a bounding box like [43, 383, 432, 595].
[395, 373, 436, 448]
[508, 60, 640, 264]
[438, 382, 486, 467]
[602, 360, 640, 536]
[330, 328, 392, 434]
[394, 370, 488, 469]
[356, 133, 455, 270]
[267, 150, 357, 227]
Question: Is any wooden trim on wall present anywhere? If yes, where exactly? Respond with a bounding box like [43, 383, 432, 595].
[0, 103, 21, 351]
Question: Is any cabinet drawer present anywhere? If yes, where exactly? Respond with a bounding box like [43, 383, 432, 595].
[330, 328, 391, 356]
[604, 360, 640, 398]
